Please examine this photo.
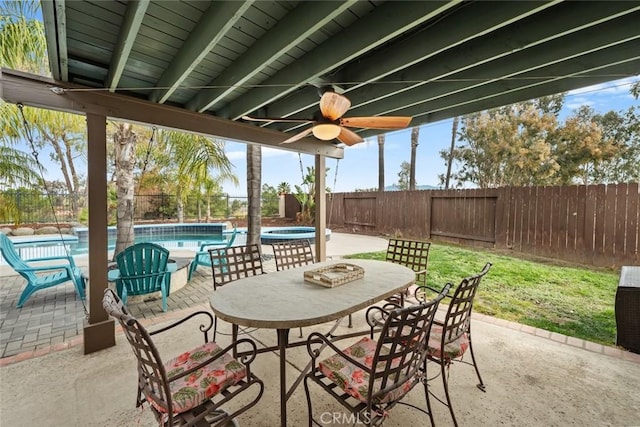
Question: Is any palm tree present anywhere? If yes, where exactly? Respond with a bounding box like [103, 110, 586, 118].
[112, 123, 137, 257]
[409, 126, 419, 190]
[445, 116, 459, 189]
[246, 144, 262, 245]
[377, 134, 385, 191]
[1, 1, 86, 216]
[161, 130, 238, 223]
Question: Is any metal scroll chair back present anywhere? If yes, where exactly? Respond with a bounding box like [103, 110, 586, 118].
[208, 244, 265, 341]
[271, 239, 315, 336]
[208, 243, 264, 290]
[385, 238, 431, 306]
[427, 262, 492, 427]
[103, 288, 264, 427]
[271, 239, 315, 271]
[115, 242, 170, 312]
[0, 233, 86, 308]
[304, 285, 450, 426]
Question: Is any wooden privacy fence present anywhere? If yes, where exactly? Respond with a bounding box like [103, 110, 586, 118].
[286, 183, 639, 267]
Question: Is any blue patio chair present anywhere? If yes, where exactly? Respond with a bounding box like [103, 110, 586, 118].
[115, 242, 170, 312]
[187, 226, 238, 280]
[0, 233, 86, 308]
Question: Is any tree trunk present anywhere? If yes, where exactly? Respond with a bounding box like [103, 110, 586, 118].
[176, 194, 185, 223]
[247, 144, 262, 246]
[377, 134, 385, 191]
[445, 116, 459, 190]
[113, 123, 137, 259]
[409, 126, 419, 191]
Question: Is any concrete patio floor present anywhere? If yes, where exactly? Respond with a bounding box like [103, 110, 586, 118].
[1, 232, 639, 426]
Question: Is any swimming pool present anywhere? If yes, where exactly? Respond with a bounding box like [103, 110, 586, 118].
[2, 224, 330, 264]
[260, 226, 331, 244]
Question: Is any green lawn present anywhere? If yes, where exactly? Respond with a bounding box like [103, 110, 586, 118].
[347, 244, 620, 346]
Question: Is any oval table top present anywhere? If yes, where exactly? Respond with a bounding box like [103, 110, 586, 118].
[209, 259, 415, 329]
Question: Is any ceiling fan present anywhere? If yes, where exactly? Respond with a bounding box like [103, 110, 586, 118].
[242, 91, 412, 146]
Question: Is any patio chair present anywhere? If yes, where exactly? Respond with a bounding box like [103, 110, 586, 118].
[271, 239, 353, 334]
[115, 242, 171, 312]
[303, 284, 450, 427]
[385, 238, 431, 306]
[271, 239, 315, 271]
[208, 244, 265, 341]
[0, 233, 86, 308]
[102, 288, 264, 427]
[425, 262, 492, 427]
[187, 226, 238, 281]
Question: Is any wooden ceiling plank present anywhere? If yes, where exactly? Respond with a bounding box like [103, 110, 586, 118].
[344, 15, 640, 119]
[265, 1, 637, 122]
[149, 1, 254, 104]
[41, 0, 60, 80]
[357, 54, 640, 140]
[187, 0, 358, 113]
[217, 1, 459, 120]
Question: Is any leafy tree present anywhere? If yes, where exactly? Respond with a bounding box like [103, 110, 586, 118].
[439, 92, 638, 188]
[549, 106, 618, 185]
[443, 97, 563, 188]
[261, 184, 279, 216]
[589, 94, 640, 183]
[396, 161, 411, 190]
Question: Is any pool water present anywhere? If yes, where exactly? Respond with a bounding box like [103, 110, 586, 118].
[7, 233, 238, 262]
[71, 233, 235, 255]
[2, 224, 329, 265]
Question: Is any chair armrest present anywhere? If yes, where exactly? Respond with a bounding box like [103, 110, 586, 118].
[18, 264, 74, 274]
[198, 241, 228, 251]
[167, 338, 259, 383]
[149, 310, 214, 340]
[306, 332, 373, 373]
[25, 255, 77, 268]
[365, 303, 400, 327]
[414, 284, 452, 302]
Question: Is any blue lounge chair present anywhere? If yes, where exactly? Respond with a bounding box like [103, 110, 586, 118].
[188, 227, 238, 280]
[0, 233, 86, 308]
[115, 242, 171, 312]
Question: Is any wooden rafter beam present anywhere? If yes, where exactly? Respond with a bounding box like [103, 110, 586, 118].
[0, 69, 344, 159]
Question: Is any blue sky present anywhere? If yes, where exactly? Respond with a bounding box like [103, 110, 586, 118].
[15, 76, 639, 195]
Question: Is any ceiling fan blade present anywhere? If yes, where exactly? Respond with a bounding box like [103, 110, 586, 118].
[242, 115, 312, 124]
[319, 92, 351, 120]
[281, 127, 314, 144]
[336, 127, 363, 146]
[340, 116, 412, 129]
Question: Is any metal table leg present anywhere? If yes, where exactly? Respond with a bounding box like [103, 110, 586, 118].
[277, 328, 289, 427]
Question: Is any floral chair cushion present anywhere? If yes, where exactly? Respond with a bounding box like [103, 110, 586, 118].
[319, 337, 415, 404]
[154, 341, 247, 414]
[427, 325, 469, 360]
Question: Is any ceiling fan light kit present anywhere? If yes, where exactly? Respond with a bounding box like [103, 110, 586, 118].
[243, 91, 412, 146]
[312, 123, 342, 140]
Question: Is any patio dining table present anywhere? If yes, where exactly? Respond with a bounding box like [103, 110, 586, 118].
[209, 258, 415, 427]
